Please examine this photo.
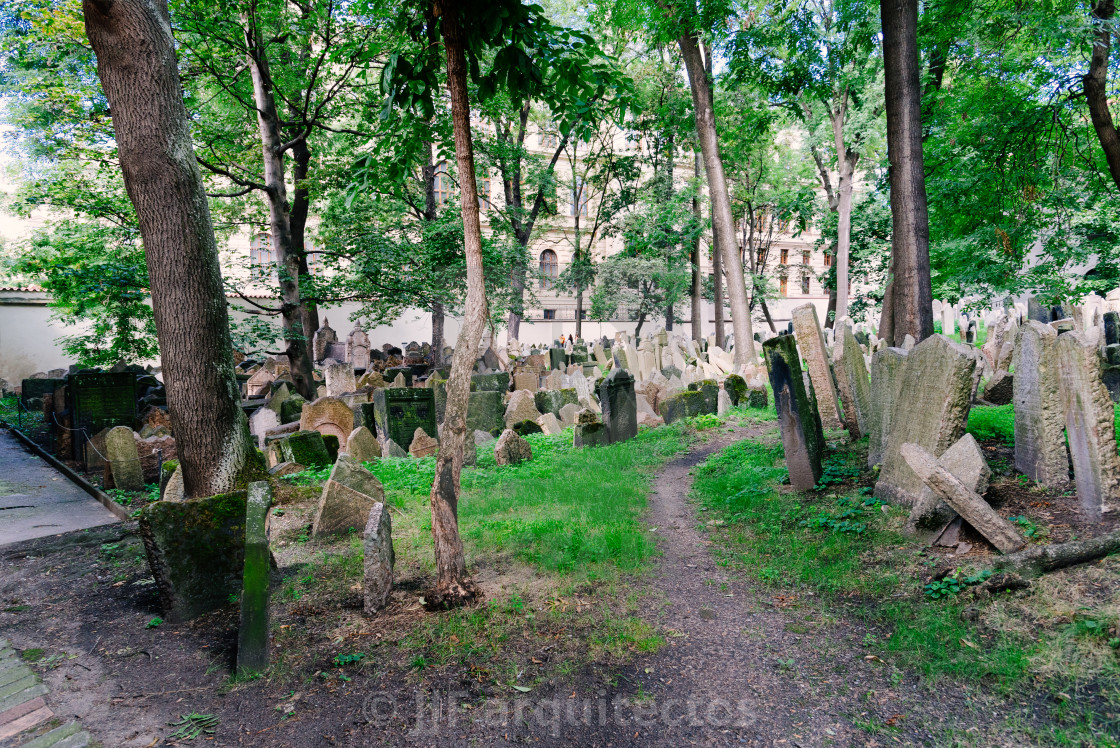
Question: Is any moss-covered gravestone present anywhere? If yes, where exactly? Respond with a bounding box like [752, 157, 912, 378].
[724, 374, 748, 406]
[687, 379, 719, 415]
[237, 482, 271, 674]
[467, 390, 504, 434]
[763, 335, 825, 490]
[140, 491, 249, 621]
[659, 390, 706, 424]
[280, 430, 331, 467]
[371, 388, 437, 453]
[600, 367, 637, 445]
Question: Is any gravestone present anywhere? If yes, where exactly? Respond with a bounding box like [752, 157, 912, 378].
[659, 390, 706, 424]
[868, 347, 907, 468]
[791, 303, 843, 430]
[472, 372, 510, 392]
[280, 430, 332, 467]
[347, 322, 371, 371]
[312, 319, 337, 363]
[832, 323, 873, 439]
[299, 396, 356, 450]
[106, 426, 145, 492]
[346, 426, 381, 463]
[874, 335, 978, 506]
[549, 346, 566, 371]
[513, 372, 538, 392]
[312, 454, 386, 536]
[538, 412, 563, 435]
[467, 390, 505, 434]
[1105, 311, 1120, 347]
[245, 367, 275, 398]
[237, 481, 271, 675]
[504, 390, 542, 428]
[1013, 321, 1068, 487]
[20, 376, 66, 410]
[559, 403, 582, 427]
[1056, 331, 1120, 520]
[906, 433, 991, 538]
[140, 490, 250, 622]
[371, 388, 437, 451]
[70, 372, 137, 441]
[408, 428, 439, 458]
[323, 360, 356, 397]
[494, 429, 532, 465]
[763, 334, 825, 490]
[364, 503, 394, 613]
[600, 368, 637, 445]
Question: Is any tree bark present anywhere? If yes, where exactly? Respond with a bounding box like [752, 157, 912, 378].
[422, 141, 445, 364]
[290, 135, 320, 351]
[678, 30, 755, 365]
[427, 0, 484, 608]
[1084, 0, 1120, 191]
[992, 529, 1120, 578]
[880, 0, 934, 345]
[246, 19, 316, 399]
[830, 108, 858, 323]
[690, 151, 703, 341]
[83, 0, 256, 498]
[712, 226, 725, 347]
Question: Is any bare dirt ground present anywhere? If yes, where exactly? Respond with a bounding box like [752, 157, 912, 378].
[0, 426, 1072, 746]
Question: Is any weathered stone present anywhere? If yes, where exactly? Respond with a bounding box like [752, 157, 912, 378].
[512, 419, 544, 436]
[724, 374, 748, 406]
[982, 370, 1014, 405]
[467, 390, 505, 434]
[832, 323, 873, 438]
[472, 372, 511, 392]
[162, 464, 185, 502]
[659, 390, 706, 424]
[363, 503, 394, 614]
[139, 491, 249, 621]
[408, 428, 439, 458]
[299, 396, 356, 450]
[312, 454, 385, 536]
[687, 379, 720, 415]
[907, 433, 991, 535]
[513, 372, 538, 393]
[574, 421, 608, 447]
[538, 412, 563, 435]
[868, 347, 907, 468]
[371, 388, 437, 451]
[504, 389, 542, 429]
[558, 402, 582, 427]
[237, 482, 271, 675]
[494, 429, 532, 465]
[763, 334, 825, 490]
[474, 429, 496, 445]
[280, 394, 307, 424]
[346, 426, 381, 463]
[267, 461, 303, 478]
[600, 368, 638, 445]
[717, 387, 732, 416]
[280, 430, 331, 467]
[1056, 331, 1120, 520]
[383, 438, 407, 458]
[1013, 321, 1068, 487]
[874, 335, 978, 506]
[105, 426, 144, 492]
[791, 303, 842, 430]
[746, 388, 768, 409]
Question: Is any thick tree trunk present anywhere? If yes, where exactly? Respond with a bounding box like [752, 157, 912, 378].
[690, 152, 703, 341]
[427, 0, 484, 608]
[83, 0, 255, 498]
[1084, 0, 1120, 191]
[246, 24, 316, 398]
[290, 137, 320, 350]
[678, 31, 755, 364]
[880, 0, 934, 345]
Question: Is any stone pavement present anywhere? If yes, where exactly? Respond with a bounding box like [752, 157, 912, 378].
[0, 430, 119, 548]
[0, 639, 90, 746]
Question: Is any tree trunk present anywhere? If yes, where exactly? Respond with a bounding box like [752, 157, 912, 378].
[825, 285, 837, 329]
[83, 0, 255, 498]
[992, 529, 1120, 578]
[678, 31, 755, 365]
[760, 297, 776, 334]
[574, 213, 584, 339]
[1084, 0, 1120, 191]
[712, 226, 725, 347]
[290, 136, 320, 351]
[246, 22, 316, 399]
[831, 107, 857, 323]
[431, 301, 445, 365]
[690, 152, 703, 341]
[880, 0, 934, 345]
[427, 0, 484, 608]
[423, 142, 445, 364]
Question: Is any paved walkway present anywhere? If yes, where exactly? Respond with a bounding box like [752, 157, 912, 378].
[0, 639, 90, 747]
[0, 430, 119, 548]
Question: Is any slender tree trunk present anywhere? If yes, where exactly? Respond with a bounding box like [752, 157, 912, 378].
[290, 137, 320, 348]
[880, 0, 934, 345]
[690, 152, 703, 341]
[712, 228, 725, 347]
[574, 213, 584, 339]
[826, 285, 838, 329]
[246, 23, 316, 398]
[422, 142, 445, 363]
[831, 109, 857, 323]
[1084, 0, 1120, 192]
[678, 31, 755, 365]
[427, 0, 484, 607]
[84, 0, 256, 498]
[431, 301, 445, 364]
[760, 297, 776, 334]
[634, 310, 646, 338]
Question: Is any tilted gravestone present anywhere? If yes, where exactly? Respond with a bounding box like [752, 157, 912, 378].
[868, 347, 907, 468]
[832, 322, 873, 439]
[364, 502, 394, 613]
[313, 454, 386, 536]
[791, 303, 842, 431]
[467, 390, 504, 434]
[371, 388, 437, 451]
[299, 396, 357, 450]
[549, 346, 566, 371]
[105, 425, 145, 492]
[600, 368, 637, 445]
[1013, 321, 1068, 487]
[763, 334, 825, 490]
[874, 335, 977, 506]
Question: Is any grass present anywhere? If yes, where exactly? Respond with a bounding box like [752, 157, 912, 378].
[966, 402, 1120, 451]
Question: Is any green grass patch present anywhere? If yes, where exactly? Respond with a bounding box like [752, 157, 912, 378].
[967, 404, 1015, 445]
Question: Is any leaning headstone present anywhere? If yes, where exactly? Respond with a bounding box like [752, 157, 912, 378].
[717, 387, 732, 416]
[1105, 311, 1120, 347]
[1056, 331, 1120, 520]
[874, 335, 977, 506]
[346, 426, 381, 463]
[1013, 321, 1068, 487]
[363, 503, 394, 614]
[559, 402, 582, 427]
[106, 426, 145, 492]
[140, 490, 250, 621]
[868, 347, 907, 468]
[504, 389, 542, 429]
[599, 368, 638, 445]
[762, 334, 825, 490]
[832, 323, 872, 439]
[300, 396, 356, 450]
[906, 433, 991, 538]
[280, 430, 331, 467]
[791, 303, 842, 430]
[383, 438, 407, 458]
[237, 482, 271, 675]
[408, 427, 439, 458]
[982, 370, 1014, 405]
[312, 454, 386, 536]
[467, 390, 505, 434]
[537, 412, 563, 435]
[494, 428, 533, 465]
[323, 360, 356, 397]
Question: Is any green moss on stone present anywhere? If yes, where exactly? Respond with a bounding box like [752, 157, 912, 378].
[725, 374, 748, 406]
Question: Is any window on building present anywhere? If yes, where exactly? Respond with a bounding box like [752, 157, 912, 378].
[780, 248, 789, 265]
[801, 274, 811, 295]
[539, 122, 557, 149]
[823, 251, 833, 268]
[571, 177, 588, 218]
[250, 232, 274, 279]
[579, 309, 587, 320]
[478, 178, 491, 210]
[780, 277, 788, 297]
[434, 161, 453, 206]
[543, 309, 556, 320]
[539, 249, 559, 290]
[802, 250, 810, 266]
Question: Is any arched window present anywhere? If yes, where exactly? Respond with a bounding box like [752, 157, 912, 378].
[250, 232, 274, 279]
[539, 249, 558, 290]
